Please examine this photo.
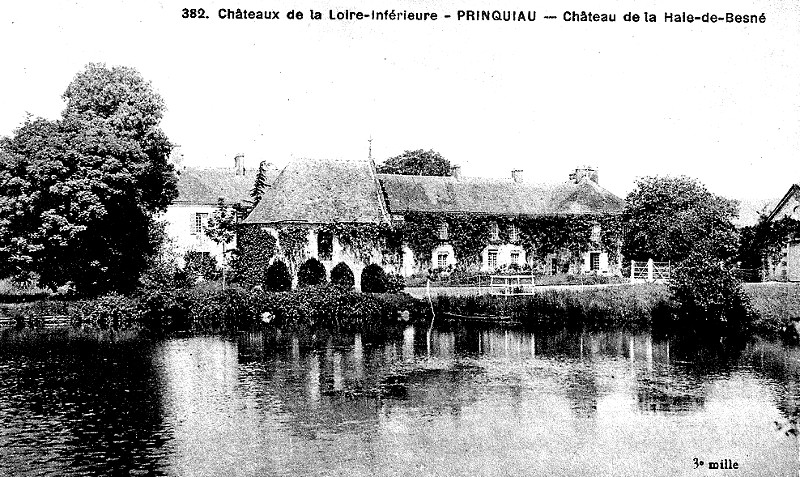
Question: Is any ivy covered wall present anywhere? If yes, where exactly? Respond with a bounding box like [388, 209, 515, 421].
[237, 225, 277, 287]
[398, 212, 624, 273]
[237, 213, 625, 283]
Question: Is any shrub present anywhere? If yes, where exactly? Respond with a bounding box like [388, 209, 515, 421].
[297, 258, 327, 287]
[330, 262, 355, 290]
[361, 264, 387, 293]
[265, 260, 292, 291]
[72, 294, 141, 330]
[384, 272, 406, 293]
[249, 285, 393, 333]
[187, 286, 255, 331]
[670, 252, 753, 326]
[183, 251, 221, 281]
[137, 259, 193, 332]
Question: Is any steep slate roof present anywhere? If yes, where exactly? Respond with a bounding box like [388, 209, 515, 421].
[243, 158, 390, 224]
[174, 165, 279, 206]
[766, 183, 800, 222]
[377, 174, 626, 216]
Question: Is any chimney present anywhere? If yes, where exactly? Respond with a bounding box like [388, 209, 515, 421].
[511, 169, 523, 183]
[569, 166, 598, 184]
[450, 164, 461, 179]
[234, 153, 245, 175]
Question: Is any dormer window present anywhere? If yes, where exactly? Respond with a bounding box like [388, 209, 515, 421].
[438, 222, 449, 240]
[489, 222, 500, 241]
[508, 224, 519, 242]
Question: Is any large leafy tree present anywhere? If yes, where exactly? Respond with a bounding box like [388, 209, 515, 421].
[0, 63, 178, 294]
[622, 176, 739, 263]
[623, 176, 750, 324]
[376, 149, 451, 176]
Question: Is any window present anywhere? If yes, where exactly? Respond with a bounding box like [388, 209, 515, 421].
[508, 224, 519, 242]
[487, 249, 498, 269]
[590, 252, 600, 271]
[510, 251, 520, 265]
[551, 258, 558, 275]
[318, 231, 333, 261]
[590, 224, 601, 243]
[489, 222, 499, 241]
[437, 252, 448, 269]
[192, 212, 208, 234]
[438, 222, 449, 240]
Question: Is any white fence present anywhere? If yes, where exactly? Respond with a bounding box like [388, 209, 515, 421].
[631, 260, 670, 284]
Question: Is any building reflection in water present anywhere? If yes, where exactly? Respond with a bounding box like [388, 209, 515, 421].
[147, 325, 799, 475]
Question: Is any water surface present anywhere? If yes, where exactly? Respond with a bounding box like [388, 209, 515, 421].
[1, 326, 798, 476]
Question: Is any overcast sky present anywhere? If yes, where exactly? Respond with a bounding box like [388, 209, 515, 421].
[2, 0, 798, 203]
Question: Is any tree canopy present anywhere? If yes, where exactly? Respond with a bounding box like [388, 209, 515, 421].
[622, 176, 750, 324]
[376, 149, 451, 176]
[250, 160, 269, 206]
[0, 63, 178, 294]
[622, 176, 739, 263]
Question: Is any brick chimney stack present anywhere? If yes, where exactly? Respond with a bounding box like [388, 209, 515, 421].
[511, 169, 523, 183]
[234, 153, 245, 175]
[569, 166, 598, 184]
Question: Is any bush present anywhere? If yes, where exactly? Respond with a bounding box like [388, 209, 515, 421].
[330, 262, 355, 290]
[187, 286, 255, 331]
[136, 259, 194, 332]
[72, 294, 141, 330]
[384, 273, 406, 293]
[183, 251, 220, 281]
[669, 252, 752, 326]
[297, 258, 327, 287]
[361, 264, 387, 293]
[249, 285, 395, 333]
[265, 260, 292, 291]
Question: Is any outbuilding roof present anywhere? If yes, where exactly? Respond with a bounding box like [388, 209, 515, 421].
[242, 158, 390, 224]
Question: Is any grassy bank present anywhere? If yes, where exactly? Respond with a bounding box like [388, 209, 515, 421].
[743, 282, 800, 333]
[3, 281, 800, 336]
[430, 284, 673, 328]
[0, 285, 421, 335]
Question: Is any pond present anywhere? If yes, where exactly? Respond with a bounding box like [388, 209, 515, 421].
[0, 325, 798, 476]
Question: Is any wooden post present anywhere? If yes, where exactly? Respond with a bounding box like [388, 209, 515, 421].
[647, 259, 654, 283]
[630, 260, 635, 283]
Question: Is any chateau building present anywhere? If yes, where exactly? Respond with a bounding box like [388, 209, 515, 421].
[162, 153, 278, 264]
[239, 157, 626, 289]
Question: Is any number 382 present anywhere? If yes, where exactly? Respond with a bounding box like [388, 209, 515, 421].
[182, 8, 208, 19]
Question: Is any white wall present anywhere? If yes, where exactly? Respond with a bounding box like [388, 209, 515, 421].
[580, 251, 610, 274]
[161, 204, 235, 265]
[479, 244, 527, 272]
[431, 244, 457, 269]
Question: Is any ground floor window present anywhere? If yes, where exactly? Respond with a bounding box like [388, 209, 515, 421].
[437, 252, 448, 269]
[551, 258, 558, 275]
[487, 250, 498, 269]
[318, 231, 333, 261]
[590, 252, 600, 271]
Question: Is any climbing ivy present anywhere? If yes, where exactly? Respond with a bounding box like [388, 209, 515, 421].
[277, 224, 309, 271]
[399, 212, 624, 269]
[319, 223, 391, 264]
[739, 216, 800, 270]
[236, 225, 277, 287]
[240, 213, 625, 277]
